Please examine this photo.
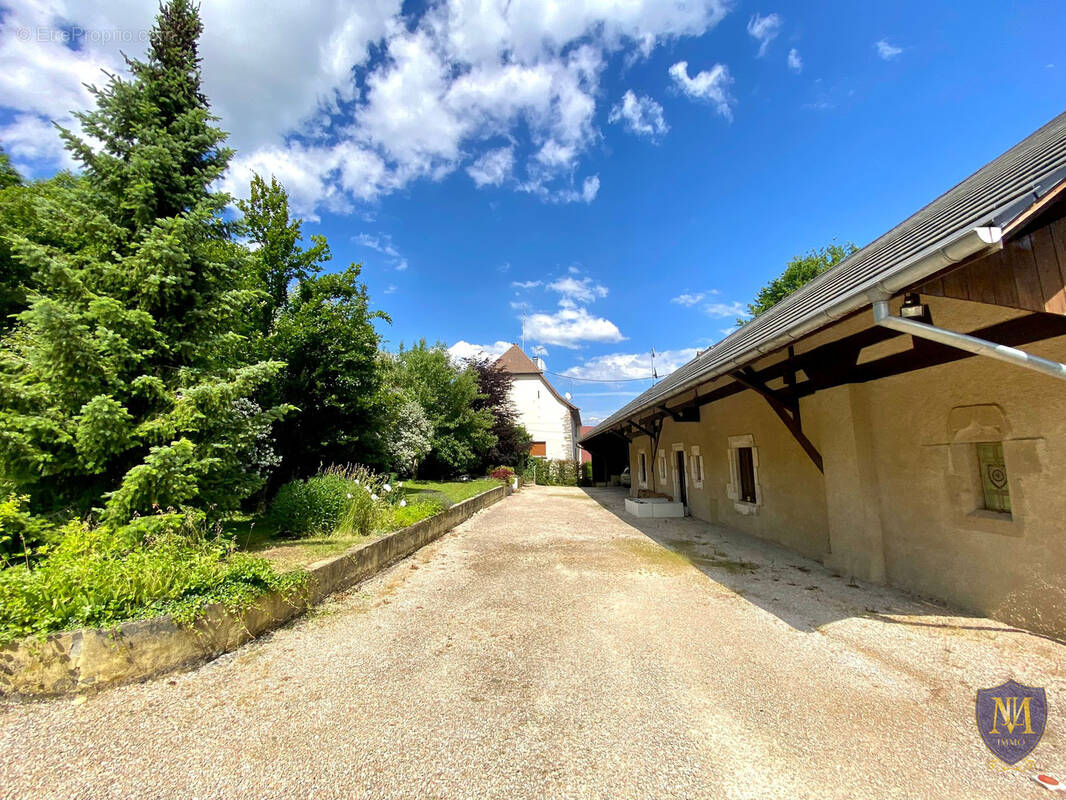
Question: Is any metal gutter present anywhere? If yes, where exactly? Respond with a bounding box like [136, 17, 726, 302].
[871, 300, 1066, 382]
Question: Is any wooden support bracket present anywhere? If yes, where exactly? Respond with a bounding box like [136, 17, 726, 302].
[730, 368, 824, 473]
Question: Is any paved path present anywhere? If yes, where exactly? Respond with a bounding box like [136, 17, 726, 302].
[2, 486, 1064, 799]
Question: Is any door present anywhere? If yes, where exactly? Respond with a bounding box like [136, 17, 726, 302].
[675, 450, 687, 506]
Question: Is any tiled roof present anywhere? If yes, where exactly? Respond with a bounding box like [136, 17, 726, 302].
[495, 344, 542, 375]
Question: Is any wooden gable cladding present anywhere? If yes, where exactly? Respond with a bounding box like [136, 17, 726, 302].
[920, 218, 1066, 314]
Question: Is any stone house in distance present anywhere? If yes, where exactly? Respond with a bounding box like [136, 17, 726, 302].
[581, 111, 1066, 638]
[495, 344, 582, 462]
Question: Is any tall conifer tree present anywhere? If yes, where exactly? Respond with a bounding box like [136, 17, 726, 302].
[0, 1, 286, 520]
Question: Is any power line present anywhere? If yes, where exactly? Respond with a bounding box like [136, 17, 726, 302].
[544, 369, 656, 383]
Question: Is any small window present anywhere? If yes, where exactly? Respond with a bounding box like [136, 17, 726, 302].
[690, 446, 704, 488]
[737, 447, 757, 504]
[657, 450, 667, 482]
[639, 452, 648, 486]
[530, 441, 546, 457]
[976, 442, 1010, 513]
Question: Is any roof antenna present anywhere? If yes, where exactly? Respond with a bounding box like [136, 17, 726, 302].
[651, 347, 658, 380]
[520, 303, 528, 354]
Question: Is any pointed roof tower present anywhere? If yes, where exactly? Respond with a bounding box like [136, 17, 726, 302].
[495, 343, 542, 375]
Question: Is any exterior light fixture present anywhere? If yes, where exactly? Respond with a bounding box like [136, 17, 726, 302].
[899, 292, 930, 321]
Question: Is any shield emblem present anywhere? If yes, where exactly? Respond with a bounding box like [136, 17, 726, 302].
[976, 680, 1047, 764]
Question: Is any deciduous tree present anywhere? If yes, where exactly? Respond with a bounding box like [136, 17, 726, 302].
[738, 241, 857, 325]
[468, 358, 532, 470]
[238, 174, 330, 336]
[394, 342, 496, 477]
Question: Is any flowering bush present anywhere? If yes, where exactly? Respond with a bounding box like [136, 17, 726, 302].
[490, 466, 516, 483]
[324, 464, 390, 537]
[269, 464, 424, 539]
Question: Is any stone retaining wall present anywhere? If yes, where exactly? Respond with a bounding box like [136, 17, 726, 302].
[0, 484, 509, 698]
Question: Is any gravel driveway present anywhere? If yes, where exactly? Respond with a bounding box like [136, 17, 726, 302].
[2, 485, 1063, 799]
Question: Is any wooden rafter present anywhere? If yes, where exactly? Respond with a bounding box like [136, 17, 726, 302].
[730, 368, 824, 473]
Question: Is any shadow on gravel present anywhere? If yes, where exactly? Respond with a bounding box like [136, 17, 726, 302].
[578, 486, 998, 636]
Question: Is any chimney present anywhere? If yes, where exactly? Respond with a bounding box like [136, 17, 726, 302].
[534, 357, 546, 371]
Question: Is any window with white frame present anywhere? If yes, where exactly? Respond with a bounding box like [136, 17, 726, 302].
[657, 449, 667, 483]
[690, 446, 704, 489]
[726, 434, 762, 513]
[638, 450, 648, 488]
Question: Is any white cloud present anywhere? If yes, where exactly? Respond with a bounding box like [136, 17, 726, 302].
[875, 39, 903, 60]
[354, 232, 408, 270]
[705, 300, 747, 319]
[521, 172, 600, 205]
[355, 233, 400, 258]
[563, 348, 698, 380]
[222, 140, 391, 219]
[383, 284, 398, 294]
[547, 276, 608, 304]
[467, 146, 515, 187]
[746, 12, 782, 57]
[671, 292, 705, 307]
[448, 339, 513, 362]
[0, 0, 733, 211]
[435, 0, 729, 63]
[0, 114, 75, 175]
[512, 280, 542, 290]
[0, 1, 399, 174]
[787, 48, 803, 73]
[608, 90, 668, 139]
[668, 61, 735, 120]
[523, 306, 624, 348]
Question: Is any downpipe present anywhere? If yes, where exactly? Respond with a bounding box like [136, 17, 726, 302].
[871, 299, 1066, 382]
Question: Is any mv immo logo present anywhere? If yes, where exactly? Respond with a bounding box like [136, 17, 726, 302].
[976, 680, 1048, 765]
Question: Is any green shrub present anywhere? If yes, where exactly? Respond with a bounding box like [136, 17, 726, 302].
[0, 493, 56, 567]
[269, 465, 395, 538]
[334, 485, 379, 537]
[521, 459, 579, 486]
[269, 474, 353, 536]
[0, 511, 303, 644]
[379, 496, 446, 532]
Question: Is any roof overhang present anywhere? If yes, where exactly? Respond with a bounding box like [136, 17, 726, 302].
[582, 225, 1007, 444]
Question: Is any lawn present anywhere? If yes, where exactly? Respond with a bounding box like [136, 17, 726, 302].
[224, 478, 501, 572]
[221, 515, 368, 573]
[398, 479, 499, 504]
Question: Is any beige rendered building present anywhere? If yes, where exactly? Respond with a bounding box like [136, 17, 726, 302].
[582, 112, 1066, 639]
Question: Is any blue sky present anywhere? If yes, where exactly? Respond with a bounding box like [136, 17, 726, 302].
[1, 1, 1064, 422]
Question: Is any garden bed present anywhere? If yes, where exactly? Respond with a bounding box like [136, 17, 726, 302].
[223, 478, 502, 572]
[0, 484, 510, 698]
